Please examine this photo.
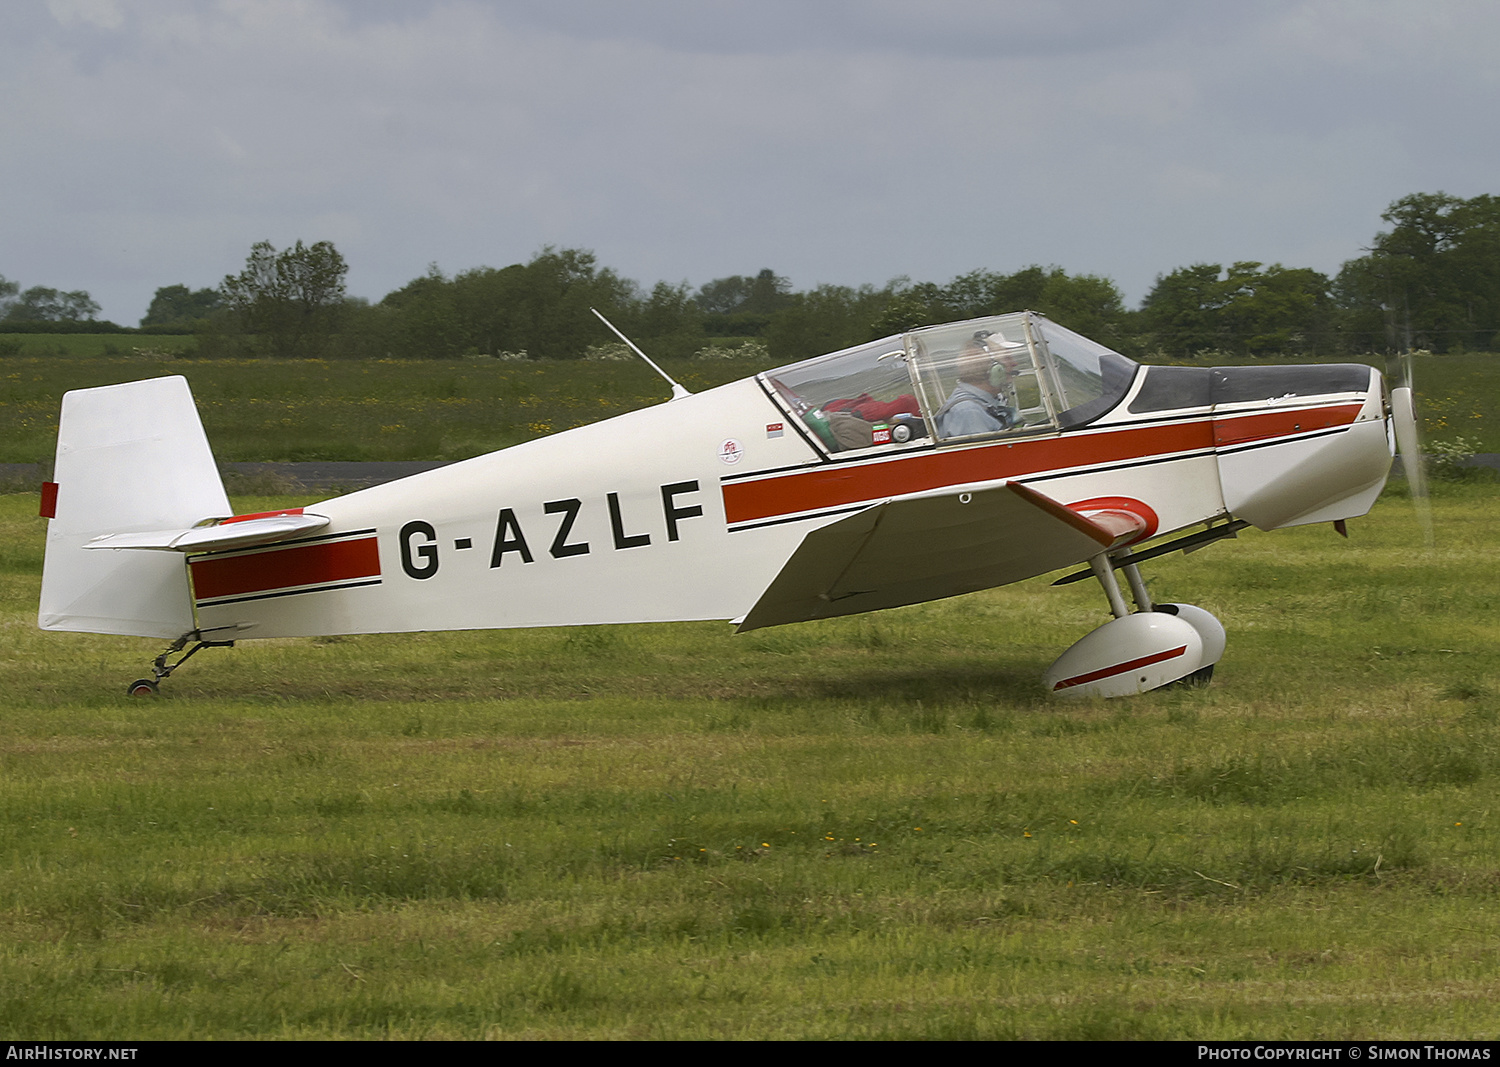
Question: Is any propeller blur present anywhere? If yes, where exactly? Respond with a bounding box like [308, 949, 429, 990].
[38, 311, 1397, 698]
[1388, 350, 1434, 548]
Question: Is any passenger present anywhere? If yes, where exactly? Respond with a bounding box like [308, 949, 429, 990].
[935, 335, 1017, 438]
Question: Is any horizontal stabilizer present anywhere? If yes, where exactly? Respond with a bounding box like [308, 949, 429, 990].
[84, 512, 329, 553]
[737, 481, 1116, 631]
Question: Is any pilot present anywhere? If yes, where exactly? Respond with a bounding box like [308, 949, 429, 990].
[935, 333, 1017, 438]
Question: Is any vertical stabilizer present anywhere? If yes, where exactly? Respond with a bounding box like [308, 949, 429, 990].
[39, 376, 230, 637]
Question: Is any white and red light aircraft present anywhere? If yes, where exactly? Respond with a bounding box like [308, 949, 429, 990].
[38, 311, 1409, 698]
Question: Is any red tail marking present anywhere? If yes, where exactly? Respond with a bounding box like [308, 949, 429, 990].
[191, 537, 379, 600]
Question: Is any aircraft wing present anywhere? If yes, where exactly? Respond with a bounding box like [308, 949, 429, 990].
[736, 481, 1119, 631]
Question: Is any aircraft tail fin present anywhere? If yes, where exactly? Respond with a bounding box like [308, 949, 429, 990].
[39, 376, 231, 637]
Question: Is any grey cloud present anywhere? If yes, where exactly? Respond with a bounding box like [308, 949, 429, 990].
[1, 0, 1495, 323]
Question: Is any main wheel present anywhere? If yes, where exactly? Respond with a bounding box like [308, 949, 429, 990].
[127, 678, 160, 697]
[1165, 663, 1215, 689]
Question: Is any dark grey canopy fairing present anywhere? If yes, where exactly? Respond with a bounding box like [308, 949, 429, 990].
[1128, 364, 1379, 415]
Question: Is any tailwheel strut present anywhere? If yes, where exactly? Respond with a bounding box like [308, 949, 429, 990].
[126, 630, 235, 696]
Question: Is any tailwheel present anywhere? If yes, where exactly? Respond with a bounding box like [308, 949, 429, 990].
[128, 629, 236, 696]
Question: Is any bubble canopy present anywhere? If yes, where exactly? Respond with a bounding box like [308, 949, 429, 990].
[759, 312, 1138, 454]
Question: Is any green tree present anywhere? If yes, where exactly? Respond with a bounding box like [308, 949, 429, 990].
[219, 240, 349, 358]
[695, 275, 754, 314]
[1141, 262, 1330, 358]
[1217, 262, 1332, 355]
[1139, 264, 1225, 357]
[508, 247, 635, 359]
[141, 284, 221, 329]
[870, 266, 1129, 346]
[742, 268, 792, 315]
[379, 248, 635, 360]
[869, 280, 944, 335]
[623, 280, 705, 359]
[694, 269, 792, 338]
[2, 285, 100, 323]
[380, 264, 469, 359]
[695, 269, 790, 314]
[1335, 192, 1500, 352]
[764, 283, 894, 361]
[1032, 269, 1130, 346]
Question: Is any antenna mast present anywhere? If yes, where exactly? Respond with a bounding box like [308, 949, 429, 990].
[589, 308, 692, 401]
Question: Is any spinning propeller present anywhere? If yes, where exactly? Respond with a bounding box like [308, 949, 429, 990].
[1388, 351, 1434, 548]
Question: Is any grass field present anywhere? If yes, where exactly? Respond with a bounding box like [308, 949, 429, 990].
[0, 355, 775, 466]
[0, 334, 197, 360]
[0, 348, 1495, 467]
[1, 480, 1498, 1039]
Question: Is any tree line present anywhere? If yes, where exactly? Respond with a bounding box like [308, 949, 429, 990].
[0, 277, 100, 325]
[4, 191, 1496, 362]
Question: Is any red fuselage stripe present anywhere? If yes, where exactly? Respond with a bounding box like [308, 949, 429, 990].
[1213, 404, 1363, 446]
[1053, 644, 1190, 691]
[190, 537, 380, 600]
[722, 405, 1362, 526]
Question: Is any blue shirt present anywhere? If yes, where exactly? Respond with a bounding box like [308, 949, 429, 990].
[937, 382, 1011, 438]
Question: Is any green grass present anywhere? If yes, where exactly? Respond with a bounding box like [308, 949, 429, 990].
[0, 355, 776, 465]
[1, 483, 1499, 1038]
[0, 334, 197, 360]
[1411, 354, 1500, 451]
[0, 348, 1493, 467]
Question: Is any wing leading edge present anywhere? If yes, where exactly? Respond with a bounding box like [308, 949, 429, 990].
[736, 481, 1126, 631]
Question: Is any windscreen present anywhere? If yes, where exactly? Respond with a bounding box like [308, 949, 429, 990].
[1030, 316, 1138, 428]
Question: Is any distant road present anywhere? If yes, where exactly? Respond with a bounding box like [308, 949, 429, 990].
[3, 455, 1498, 492]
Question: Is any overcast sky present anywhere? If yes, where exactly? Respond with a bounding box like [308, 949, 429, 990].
[4, 0, 1498, 326]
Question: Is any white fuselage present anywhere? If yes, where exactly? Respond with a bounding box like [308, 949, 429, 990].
[189, 365, 1390, 640]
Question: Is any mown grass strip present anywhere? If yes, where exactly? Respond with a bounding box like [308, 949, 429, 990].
[0, 484, 1497, 1038]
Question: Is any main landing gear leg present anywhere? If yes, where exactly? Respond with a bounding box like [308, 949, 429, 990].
[1118, 557, 1224, 685]
[1090, 554, 1130, 619]
[126, 630, 236, 697]
[1120, 561, 1154, 612]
